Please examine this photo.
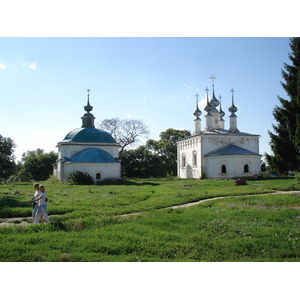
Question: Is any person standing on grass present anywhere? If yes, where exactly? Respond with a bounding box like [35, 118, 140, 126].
[29, 185, 50, 224]
[30, 183, 44, 224]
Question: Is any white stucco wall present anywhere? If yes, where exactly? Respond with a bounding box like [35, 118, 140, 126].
[62, 162, 121, 182]
[205, 154, 261, 178]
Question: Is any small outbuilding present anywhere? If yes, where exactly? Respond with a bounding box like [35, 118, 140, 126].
[53, 91, 121, 182]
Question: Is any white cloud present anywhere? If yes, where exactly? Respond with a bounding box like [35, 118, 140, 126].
[184, 84, 199, 90]
[28, 61, 37, 70]
[197, 96, 208, 110]
[0, 64, 6, 69]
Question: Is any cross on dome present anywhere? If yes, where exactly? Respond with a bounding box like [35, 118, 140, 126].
[229, 88, 237, 114]
[230, 88, 236, 106]
[194, 93, 202, 118]
[210, 74, 216, 85]
[209, 75, 219, 108]
[84, 89, 93, 113]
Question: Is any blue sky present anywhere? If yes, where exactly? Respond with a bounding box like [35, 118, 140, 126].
[0, 37, 292, 161]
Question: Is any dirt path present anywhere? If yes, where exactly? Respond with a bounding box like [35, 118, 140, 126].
[1, 191, 300, 226]
[120, 190, 300, 216]
[169, 190, 300, 210]
[0, 215, 62, 227]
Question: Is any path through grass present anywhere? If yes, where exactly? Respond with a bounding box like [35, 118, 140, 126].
[0, 177, 299, 261]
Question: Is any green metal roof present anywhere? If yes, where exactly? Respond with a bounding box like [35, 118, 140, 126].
[62, 128, 117, 144]
[70, 148, 120, 163]
[205, 145, 259, 157]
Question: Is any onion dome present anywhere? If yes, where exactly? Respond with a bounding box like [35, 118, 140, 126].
[209, 75, 219, 108]
[228, 88, 238, 115]
[218, 95, 225, 119]
[204, 87, 213, 115]
[82, 89, 95, 128]
[84, 90, 93, 113]
[59, 89, 117, 145]
[193, 93, 202, 119]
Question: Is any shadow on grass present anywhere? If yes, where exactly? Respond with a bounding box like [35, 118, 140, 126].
[0, 196, 31, 209]
[96, 179, 160, 187]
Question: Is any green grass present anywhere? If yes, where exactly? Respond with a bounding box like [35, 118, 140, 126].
[0, 177, 299, 261]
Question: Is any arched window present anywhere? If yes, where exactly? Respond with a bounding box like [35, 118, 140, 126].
[96, 173, 101, 180]
[221, 165, 226, 173]
[193, 151, 197, 167]
[244, 164, 249, 173]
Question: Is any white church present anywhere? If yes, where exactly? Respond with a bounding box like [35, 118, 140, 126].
[177, 76, 261, 179]
[53, 91, 121, 182]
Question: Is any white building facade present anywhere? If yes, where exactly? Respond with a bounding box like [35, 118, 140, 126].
[177, 76, 261, 179]
[53, 91, 121, 182]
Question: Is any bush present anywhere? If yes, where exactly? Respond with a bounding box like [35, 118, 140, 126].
[47, 175, 61, 184]
[295, 172, 300, 184]
[69, 171, 94, 185]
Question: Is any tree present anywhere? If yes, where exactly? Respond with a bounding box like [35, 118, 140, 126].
[18, 149, 58, 181]
[146, 128, 191, 176]
[0, 134, 16, 182]
[121, 146, 169, 178]
[265, 37, 300, 174]
[97, 118, 149, 157]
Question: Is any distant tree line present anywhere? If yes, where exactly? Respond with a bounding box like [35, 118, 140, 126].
[121, 128, 191, 178]
[0, 138, 58, 183]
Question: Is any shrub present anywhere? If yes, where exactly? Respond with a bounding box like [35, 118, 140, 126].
[295, 172, 300, 184]
[69, 171, 94, 185]
[47, 175, 61, 184]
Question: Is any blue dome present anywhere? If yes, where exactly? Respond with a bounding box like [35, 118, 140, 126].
[70, 148, 120, 163]
[62, 128, 117, 144]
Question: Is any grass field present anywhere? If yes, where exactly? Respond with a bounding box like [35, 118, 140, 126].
[0, 177, 300, 262]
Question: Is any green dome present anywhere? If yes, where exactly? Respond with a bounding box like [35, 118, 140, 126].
[62, 128, 117, 144]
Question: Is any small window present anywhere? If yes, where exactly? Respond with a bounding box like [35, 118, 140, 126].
[193, 151, 197, 167]
[221, 165, 226, 173]
[244, 164, 249, 173]
[96, 173, 101, 180]
[182, 154, 186, 168]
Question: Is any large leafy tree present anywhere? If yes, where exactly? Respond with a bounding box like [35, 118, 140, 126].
[0, 134, 16, 182]
[265, 37, 300, 174]
[97, 118, 149, 157]
[18, 149, 58, 181]
[146, 128, 191, 176]
[121, 128, 191, 178]
[121, 146, 168, 178]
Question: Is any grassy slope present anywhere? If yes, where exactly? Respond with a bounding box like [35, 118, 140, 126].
[0, 178, 299, 261]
